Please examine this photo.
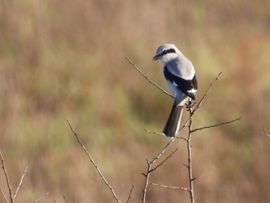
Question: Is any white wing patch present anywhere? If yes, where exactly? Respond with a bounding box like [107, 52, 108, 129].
[187, 88, 197, 94]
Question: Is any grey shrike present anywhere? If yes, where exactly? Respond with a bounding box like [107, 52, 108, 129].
[153, 44, 198, 137]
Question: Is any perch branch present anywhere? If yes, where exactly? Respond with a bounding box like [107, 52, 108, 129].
[125, 57, 173, 98]
[67, 120, 122, 203]
[191, 117, 241, 133]
[186, 107, 195, 203]
[176, 72, 223, 137]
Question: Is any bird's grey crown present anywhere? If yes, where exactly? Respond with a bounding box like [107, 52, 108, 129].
[155, 44, 178, 56]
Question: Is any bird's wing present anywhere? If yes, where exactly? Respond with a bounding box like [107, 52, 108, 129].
[164, 65, 197, 100]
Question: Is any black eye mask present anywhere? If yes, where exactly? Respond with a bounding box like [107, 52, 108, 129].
[161, 48, 176, 56]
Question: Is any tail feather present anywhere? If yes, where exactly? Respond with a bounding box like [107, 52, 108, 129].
[163, 102, 183, 137]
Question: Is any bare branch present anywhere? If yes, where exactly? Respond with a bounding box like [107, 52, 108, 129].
[142, 162, 151, 203]
[0, 151, 13, 203]
[13, 165, 28, 201]
[149, 138, 176, 165]
[142, 138, 176, 203]
[191, 117, 241, 133]
[0, 186, 9, 203]
[125, 57, 173, 98]
[149, 149, 178, 173]
[150, 183, 189, 191]
[177, 136, 188, 142]
[125, 185, 134, 203]
[263, 129, 270, 139]
[186, 107, 195, 203]
[192, 72, 222, 114]
[67, 120, 122, 203]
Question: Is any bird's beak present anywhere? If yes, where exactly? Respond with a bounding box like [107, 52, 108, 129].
[153, 54, 161, 61]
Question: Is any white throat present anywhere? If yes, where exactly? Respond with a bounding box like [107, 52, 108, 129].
[160, 53, 179, 64]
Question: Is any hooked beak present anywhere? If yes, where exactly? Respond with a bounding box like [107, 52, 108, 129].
[153, 54, 161, 61]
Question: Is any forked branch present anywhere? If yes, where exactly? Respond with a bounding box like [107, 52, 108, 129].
[141, 142, 177, 203]
[0, 151, 28, 203]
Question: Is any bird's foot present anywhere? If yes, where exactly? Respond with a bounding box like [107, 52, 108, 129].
[185, 99, 194, 110]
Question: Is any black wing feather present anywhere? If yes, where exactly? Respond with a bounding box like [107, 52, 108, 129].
[164, 66, 197, 100]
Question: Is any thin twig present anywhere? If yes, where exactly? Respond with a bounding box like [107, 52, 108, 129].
[149, 149, 178, 173]
[191, 117, 241, 133]
[0, 186, 9, 203]
[263, 129, 270, 139]
[0, 151, 13, 203]
[192, 72, 222, 113]
[13, 165, 28, 201]
[125, 185, 134, 203]
[150, 138, 176, 165]
[150, 183, 188, 191]
[67, 120, 122, 203]
[125, 57, 173, 98]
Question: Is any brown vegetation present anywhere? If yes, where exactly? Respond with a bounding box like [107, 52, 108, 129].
[0, 0, 270, 202]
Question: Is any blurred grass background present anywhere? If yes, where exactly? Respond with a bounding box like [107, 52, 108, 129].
[0, 0, 270, 202]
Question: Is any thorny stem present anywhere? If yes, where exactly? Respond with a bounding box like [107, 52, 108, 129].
[187, 107, 195, 203]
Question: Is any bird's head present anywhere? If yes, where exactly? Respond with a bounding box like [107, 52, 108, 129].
[153, 43, 180, 64]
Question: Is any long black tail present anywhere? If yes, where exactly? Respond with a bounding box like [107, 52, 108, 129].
[163, 101, 183, 137]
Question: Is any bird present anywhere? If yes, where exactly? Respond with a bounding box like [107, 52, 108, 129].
[153, 43, 197, 137]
